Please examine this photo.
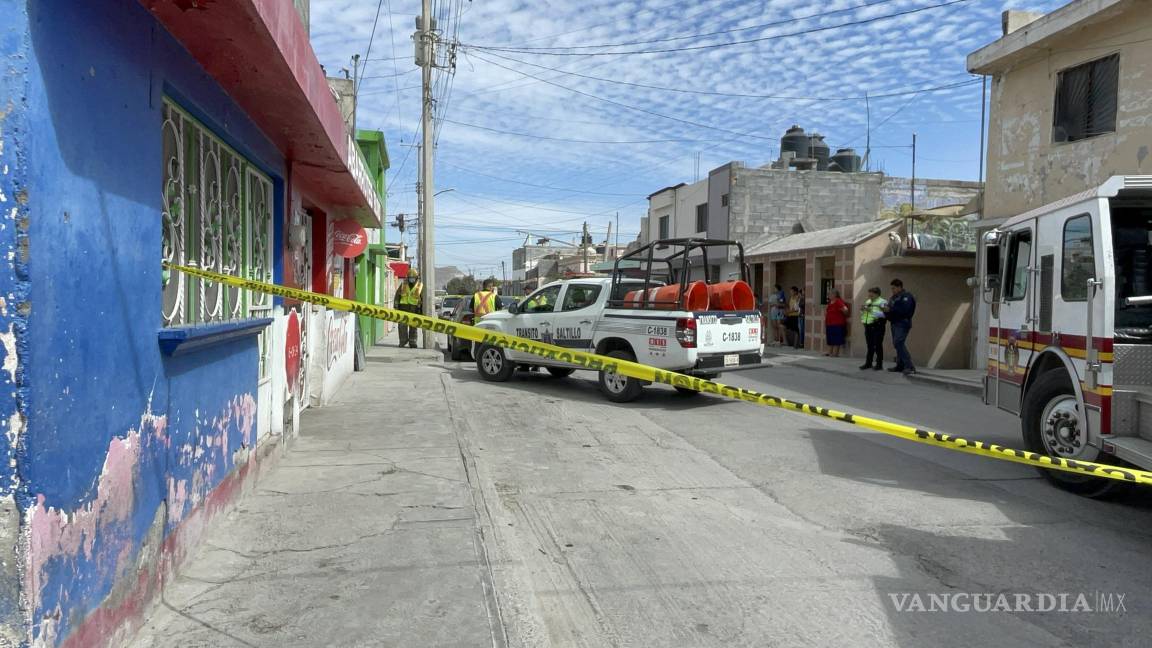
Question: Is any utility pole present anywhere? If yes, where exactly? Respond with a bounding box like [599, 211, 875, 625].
[864, 92, 871, 172]
[910, 132, 917, 211]
[978, 76, 988, 185]
[604, 220, 612, 262]
[416, 6, 436, 349]
[910, 132, 917, 242]
[615, 212, 620, 251]
[351, 54, 360, 132]
[501, 260, 506, 285]
[582, 221, 590, 273]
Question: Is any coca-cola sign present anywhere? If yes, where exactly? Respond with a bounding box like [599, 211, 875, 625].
[332, 218, 368, 258]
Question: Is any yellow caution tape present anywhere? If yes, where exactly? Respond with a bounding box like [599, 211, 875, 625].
[167, 264, 1152, 487]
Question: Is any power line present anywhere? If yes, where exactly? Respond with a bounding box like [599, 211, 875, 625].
[359, 69, 419, 80]
[478, 49, 982, 102]
[472, 0, 900, 52]
[468, 52, 777, 141]
[449, 191, 617, 216]
[357, 0, 387, 83]
[466, 0, 975, 57]
[440, 117, 715, 144]
[441, 161, 644, 196]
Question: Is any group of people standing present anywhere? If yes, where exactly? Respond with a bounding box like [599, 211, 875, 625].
[764, 279, 918, 375]
[393, 269, 501, 349]
[765, 285, 807, 349]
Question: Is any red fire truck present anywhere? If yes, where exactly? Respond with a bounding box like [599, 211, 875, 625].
[982, 175, 1152, 497]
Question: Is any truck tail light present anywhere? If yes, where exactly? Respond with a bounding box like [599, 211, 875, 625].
[676, 317, 697, 348]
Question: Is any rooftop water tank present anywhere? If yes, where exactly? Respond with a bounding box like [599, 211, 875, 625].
[780, 125, 809, 160]
[830, 148, 861, 173]
[809, 133, 830, 171]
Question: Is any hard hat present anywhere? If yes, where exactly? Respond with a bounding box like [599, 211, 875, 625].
[407, 267, 420, 278]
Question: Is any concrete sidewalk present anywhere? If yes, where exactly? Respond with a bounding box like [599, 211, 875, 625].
[128, 340, 501, 648]
[762, 344, 984, 395]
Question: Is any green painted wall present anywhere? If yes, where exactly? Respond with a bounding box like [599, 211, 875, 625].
[355, 129, 389, 347]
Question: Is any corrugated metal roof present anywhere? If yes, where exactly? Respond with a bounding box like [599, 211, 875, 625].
[745, 220, 899, 257]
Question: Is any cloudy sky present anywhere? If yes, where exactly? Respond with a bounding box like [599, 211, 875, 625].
[310, 0, 1065, 277]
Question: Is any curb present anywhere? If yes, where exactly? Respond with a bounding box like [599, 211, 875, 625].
[762, 352, 982, 397]
[905, 372, 983, 396]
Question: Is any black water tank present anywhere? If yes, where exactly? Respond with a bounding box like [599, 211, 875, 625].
[781, 125, 809, 159]
[809, 133, 830, 170]
[831, 148, 861, 173]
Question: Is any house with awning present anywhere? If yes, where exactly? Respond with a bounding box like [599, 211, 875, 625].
[1, 1, 385, 645]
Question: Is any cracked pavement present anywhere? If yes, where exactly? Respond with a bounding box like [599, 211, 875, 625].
[131, 346, 1152, 647]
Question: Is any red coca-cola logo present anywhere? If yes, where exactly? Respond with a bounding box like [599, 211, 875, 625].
[285, 310, 301, 391]
[332, 218, 368, 258]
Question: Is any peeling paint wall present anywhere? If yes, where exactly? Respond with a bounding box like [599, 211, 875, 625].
[984, 8, 1152, 219]
[13, 0, 291, 645]
[1, 0, 34, 643]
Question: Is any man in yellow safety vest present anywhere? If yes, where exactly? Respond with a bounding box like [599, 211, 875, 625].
[393, 267, 423, 348]
[472, 279, 498, 318]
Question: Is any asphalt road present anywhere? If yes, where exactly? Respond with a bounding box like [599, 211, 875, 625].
[129, 350, 1152, 648]
[446, 358, 1152, 648]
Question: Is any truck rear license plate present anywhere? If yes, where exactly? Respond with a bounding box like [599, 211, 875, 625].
[724, 354, 739, 367]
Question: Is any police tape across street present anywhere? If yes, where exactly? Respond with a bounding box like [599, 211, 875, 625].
[167, 263, 1152, 488]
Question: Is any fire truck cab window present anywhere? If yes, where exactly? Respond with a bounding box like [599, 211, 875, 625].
[1005, 230, 1032, 301]
[1112, 203, 1152, 341]
[1061, 215, 1094, 301]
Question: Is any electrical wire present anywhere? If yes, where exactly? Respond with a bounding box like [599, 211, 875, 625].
[477, 50, 982, 102]
[468, 52, 778, 141]
[357, 0, 386, 83]
[465, 0, 976, 57]
[440, 117, 716, 144]
[440, 161, 644, 196]
[472, 0, 900, 52]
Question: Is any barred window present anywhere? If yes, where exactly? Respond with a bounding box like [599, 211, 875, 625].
[161, 100, 274, 374]
[1053, 54, 1119, 143]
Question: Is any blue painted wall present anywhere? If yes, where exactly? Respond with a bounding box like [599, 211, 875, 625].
[19, 0, 288, 643]
[1, 0, 34, 641]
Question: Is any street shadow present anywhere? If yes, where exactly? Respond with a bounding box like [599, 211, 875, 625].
[441, 362, 734, 413]
[794, 424, 1152, 646]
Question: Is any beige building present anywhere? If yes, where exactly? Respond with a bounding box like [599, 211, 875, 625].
[968, 0, 1152, 221]
[966, 0, 1152, 369]
[748, 221, 975, 369]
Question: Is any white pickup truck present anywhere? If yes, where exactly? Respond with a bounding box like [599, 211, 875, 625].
[471, 239, 763, 402]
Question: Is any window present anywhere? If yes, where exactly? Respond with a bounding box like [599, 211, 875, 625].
[522, 285, 561, 313]
[721, 193, 729, 207]
[562, 284, 602, 311]
[1061, 215, 1094, 301]
[1053, 54, 1119, 143]
[658, 215, 670, 239]
[696, 204, 708, 233]
[161, 101, 275, 372]
[1005, 230, 1032, 301]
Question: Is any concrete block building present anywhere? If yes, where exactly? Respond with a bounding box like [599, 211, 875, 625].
[643, 162, 981, 285]
[1, 1, 384, 645]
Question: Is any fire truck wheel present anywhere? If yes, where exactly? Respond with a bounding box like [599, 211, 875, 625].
[1022, 370, 1128, 498]
[476, 344, 515, 382]
[598, 351, 644, 403]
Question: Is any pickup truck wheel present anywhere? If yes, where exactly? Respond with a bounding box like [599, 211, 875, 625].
[1022, 370, 1127, 498]
[673, 386, 701, 397]
[546, 367, 575, 378]
[598, 350, 644, 403]
[448, 337, 469, 361]
[476, 344, 514, 382]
